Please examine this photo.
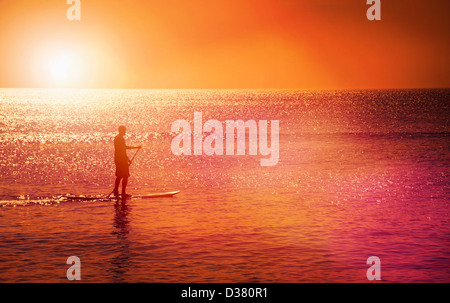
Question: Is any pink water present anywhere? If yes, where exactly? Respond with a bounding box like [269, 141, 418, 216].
[0, 89, 448, 282]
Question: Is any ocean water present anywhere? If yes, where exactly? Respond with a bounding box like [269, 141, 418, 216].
[0, 88, 448, 282]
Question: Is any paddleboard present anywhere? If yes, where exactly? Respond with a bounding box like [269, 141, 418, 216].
[63, 195, 109, 201]
[133, 191, 180, 198]
[64, 191, 180, 201]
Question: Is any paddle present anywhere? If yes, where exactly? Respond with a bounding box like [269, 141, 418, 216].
[128, 146, 141, 167]
[106, 147, 141, 198]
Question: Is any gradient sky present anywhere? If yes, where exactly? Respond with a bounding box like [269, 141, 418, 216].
[0, 0, 449, 89]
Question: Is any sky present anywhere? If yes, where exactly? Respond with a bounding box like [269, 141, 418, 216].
[0, 0, 449, 89]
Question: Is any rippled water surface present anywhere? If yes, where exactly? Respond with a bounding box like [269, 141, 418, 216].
[0, 89, 448, 282]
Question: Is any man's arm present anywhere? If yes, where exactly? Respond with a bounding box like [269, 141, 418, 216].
[125, 145, 142, 150]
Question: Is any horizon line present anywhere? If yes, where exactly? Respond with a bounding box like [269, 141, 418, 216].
[1, 87, 449, 91]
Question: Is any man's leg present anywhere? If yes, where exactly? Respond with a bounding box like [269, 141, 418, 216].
[114, 177, 122, 196]
[121, 176, 128, 196]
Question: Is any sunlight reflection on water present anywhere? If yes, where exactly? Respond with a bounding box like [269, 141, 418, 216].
[0, 89, 448, 282]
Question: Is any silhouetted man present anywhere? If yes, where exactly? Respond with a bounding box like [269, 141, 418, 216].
[113, 125, 141, 197]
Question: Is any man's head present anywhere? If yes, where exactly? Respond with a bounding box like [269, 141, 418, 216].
[118, 125, 126, 136]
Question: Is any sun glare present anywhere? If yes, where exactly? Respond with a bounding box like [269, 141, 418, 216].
[31, 44, 90, 87]
[47, 50, 88, 87]
[51, 53, 73, 82]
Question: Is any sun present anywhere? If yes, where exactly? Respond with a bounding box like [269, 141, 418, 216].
[30, 39, 122, 88]
[47, 50, 88, 87]
[30, 43, 90, 87]
[50, 53, 74, 82]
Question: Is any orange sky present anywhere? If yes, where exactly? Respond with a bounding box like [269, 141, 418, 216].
[0, 0, 449, 89]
